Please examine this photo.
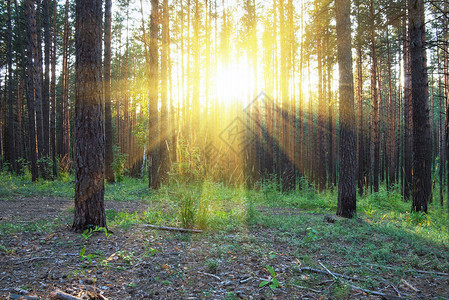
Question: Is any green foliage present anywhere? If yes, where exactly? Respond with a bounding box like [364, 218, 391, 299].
[112, 145, 128, 182]
[170, 138, 204, 183]
[78, 226, 112, 265]
[259, 265, 279, 289]
[304, 227, 319, 242]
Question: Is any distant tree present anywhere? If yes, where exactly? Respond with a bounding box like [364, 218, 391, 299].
[72, 0, 106, 231]
[336, 0, 356, 218]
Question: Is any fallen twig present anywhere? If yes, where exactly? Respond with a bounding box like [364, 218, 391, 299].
[400, 279, 420, 293]
[290, 284, 323, 293]
[319, 262, 337, 280]
[300, 267, 367, 282]
[50, 290, 82, 300]
[349, 284, 401, 298]
[13, 256, 53, 265]
[367, 263, 449, 277]
[143, 224, 203, 233]
[197, 271, 221, 280]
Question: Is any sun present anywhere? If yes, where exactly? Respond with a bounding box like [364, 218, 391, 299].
[212, 57, 257, 107]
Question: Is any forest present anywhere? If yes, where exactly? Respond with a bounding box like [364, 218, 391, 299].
[0, 0, 448, 299]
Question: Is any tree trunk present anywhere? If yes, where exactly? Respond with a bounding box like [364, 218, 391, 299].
[73, 0, 106, 231]
[104, 0, 114, 183]
[370, 0, 379, 193]
[51, 0, 57, 178]
[160, 0, 170, 184]
[24, 0, 41, 181]
[6, 0, 16, 173]
[42, 0, 50, 160]
[409, 0, 431, 213]
[336, 0, 356, 218]
[148, 0, 160, 189]
[403, 17, 413, 201]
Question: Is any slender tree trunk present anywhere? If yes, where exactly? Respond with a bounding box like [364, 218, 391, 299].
[404, 17, 413, 201]
[42, 0, 50, 159]
[25, 0, 41, 181]
[104, 0, 114, 182]
[148, 0, 160, 189]
[370, 0, 379, 193]
[160, 0, 170, 184]
[316, 5, 326, 191]
[6, 0, 16, 173]
[73, 0, 106, 231]
[51, 0, 57, 177]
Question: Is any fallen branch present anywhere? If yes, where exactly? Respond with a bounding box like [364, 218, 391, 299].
[400, 279, 420, 293]
[143, 224, 203, 233]
[349, 285, 398, 298]
[367, 263, 449, 277]
[13, 256, 53, 265]
[300, 267, 367, 282]
[319, 262, 337, 280]
[290, 284, 323, 293]
[197, 271, 221, 280]
[50, 290, 82, 300]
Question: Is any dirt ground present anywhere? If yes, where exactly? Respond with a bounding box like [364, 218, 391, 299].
[0, 197, 448, 299]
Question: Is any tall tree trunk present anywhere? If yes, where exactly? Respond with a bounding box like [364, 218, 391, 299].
[356, 44, 365, 196]
[104, 0, 114, 183]
[24, 0, 41, 181]
[316, 3, 326, 191]
[42, 0, 50, 159]
[6, 0, 16, 173]
[409, 0, 431, 213]
[51, 0, 57, 177]
[73, 0, 106, 231]
[148, 0, 160, 189]
[160, 0, 170, 184]
[403, 16, 413, 201]
[370, 0, 379, 193]
[336, 0, 356, 218]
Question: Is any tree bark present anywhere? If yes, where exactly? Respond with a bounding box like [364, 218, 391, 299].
[51, 0, 57, 178]
[6, 0, 16, 173]
[336, 0, 356, 218]
[104, 0, 114, 183]
[24, 0, 41, 181]
[409, 0, 431, 213]
[72, 0, 106, 231]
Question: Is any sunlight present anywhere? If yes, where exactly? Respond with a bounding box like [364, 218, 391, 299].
[212, 57, 256, 106]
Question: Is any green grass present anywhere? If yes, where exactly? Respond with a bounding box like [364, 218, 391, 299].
[1, 171, 448, 273]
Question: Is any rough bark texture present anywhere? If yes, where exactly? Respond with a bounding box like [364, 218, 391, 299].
[104, 0, 115, 183]
[409, 0, 431, 213]
[336, 0, 356, 218]
[72, 0, 106, 231]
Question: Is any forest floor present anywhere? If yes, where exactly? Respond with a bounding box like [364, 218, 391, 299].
[0, 194, 448, 300]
